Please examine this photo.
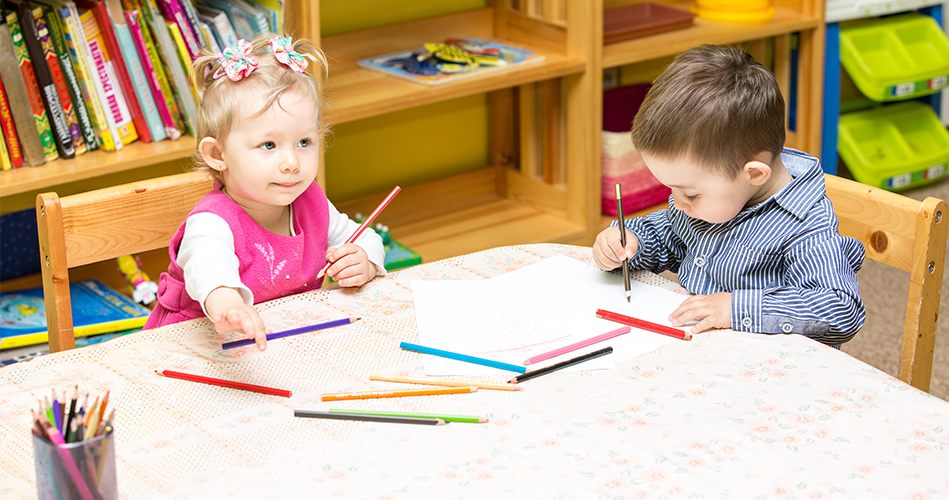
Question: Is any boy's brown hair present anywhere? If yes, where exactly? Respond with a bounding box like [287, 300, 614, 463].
[189, 36, 329, 185]
[631, 44, 785, 179]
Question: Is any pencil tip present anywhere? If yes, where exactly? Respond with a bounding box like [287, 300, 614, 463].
[522, 360, 531, 366]
[479, 417, 488, 423]
[436, 419, 447, 425]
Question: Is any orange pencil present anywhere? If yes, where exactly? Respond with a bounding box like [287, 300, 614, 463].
[369, 373, 522, 391]
[321, 386, 477, 401]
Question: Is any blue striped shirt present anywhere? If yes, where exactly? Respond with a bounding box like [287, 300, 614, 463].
[620, 148, 865, 345]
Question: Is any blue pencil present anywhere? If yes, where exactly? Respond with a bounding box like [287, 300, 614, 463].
[400, 342, 527, 374]
[221, 318, 360, 349]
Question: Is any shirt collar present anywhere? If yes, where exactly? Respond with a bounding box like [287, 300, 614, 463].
[765, 148, 825, 221]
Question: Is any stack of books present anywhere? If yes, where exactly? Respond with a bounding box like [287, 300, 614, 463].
[0, 0, 282, 170]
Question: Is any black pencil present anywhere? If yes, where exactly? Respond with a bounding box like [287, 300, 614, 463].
[293, 409, 447, 426]
[509, 346, 614, 384]
[615, 183, 631, 302]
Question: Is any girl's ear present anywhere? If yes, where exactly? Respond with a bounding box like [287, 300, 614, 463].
[199, 137, 226, 172]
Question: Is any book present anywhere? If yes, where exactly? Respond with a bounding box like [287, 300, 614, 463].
[0, 279, 151, 349]
[15, 1, 75, 158]
[5, 9, 59, 161]
[155, 0, 200, 60]
[27, 2, 87, 155]
[0, 130, 10, 169]
[109, 3, 166, 142]
[197, 20, 216, 52]
[78, 7, 138, 145]
[357, 38, 546, 86]
[196, 0, 257, 39]
[41, 3, 99, 151]
[125, 9, 178, 139]
[52, 1, 118, 151]
[196, 4, 235, 48]
[138, 0, 193, 135]
[244, 0, 279, 33]
[0, 74, 24, 168]
[0, 20, 45, 166]
[75, 0, 151, 143]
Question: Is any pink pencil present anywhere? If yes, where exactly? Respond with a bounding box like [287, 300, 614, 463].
[522, 326, 631, 366]
[318, 186, 401, 278]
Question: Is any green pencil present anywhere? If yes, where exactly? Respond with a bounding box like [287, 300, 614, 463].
[328, 409, 487, 423]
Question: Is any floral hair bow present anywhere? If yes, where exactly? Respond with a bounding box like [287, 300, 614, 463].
[213, 39, 258, 81]
[269, 36, 308, 73]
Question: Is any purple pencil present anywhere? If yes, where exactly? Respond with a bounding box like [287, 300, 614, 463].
[522, 326, 631, 366]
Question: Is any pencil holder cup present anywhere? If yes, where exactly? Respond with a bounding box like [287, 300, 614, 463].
[32, 430, 117, 500]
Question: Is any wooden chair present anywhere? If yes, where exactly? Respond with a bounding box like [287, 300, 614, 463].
[824, 173, 949, 392]
[36, 171, 213, 353]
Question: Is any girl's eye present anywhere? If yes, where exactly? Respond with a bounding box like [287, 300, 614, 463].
[260, 141, 276, 150]
[298, 138, 311, 148]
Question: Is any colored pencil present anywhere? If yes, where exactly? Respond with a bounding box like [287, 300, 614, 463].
[522, 326, 631, 366]
[221, 317, 360, 349]
[294, 410, 447, 425]
[595, 309, 692, 341]
[509, 346, 614, 384]
[156, 369, 293, 397]
[63, 386, 77, 441]
[321, 386, 477, 402]
[328, 409, 486, 423]
[317, 185, 401, 278]
[51, 393, 63, 434]
[615, 183, 631, 302]
[399, 342, 527, 374]
[369, 373, 523, 391]
[42, 423, 96, 500]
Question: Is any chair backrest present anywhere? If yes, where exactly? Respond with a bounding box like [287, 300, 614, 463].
[824, 173, 949, 392]
[36, 171, 213, 353]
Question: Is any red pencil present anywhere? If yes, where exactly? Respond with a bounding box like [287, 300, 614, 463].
[317, 185, 401, 278]
[595, 309, 692, 341]
[156, 370, 292, 397]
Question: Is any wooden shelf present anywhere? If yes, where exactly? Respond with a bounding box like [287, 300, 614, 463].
[0, 137, 196, 197]
[602, 3, 821, 68]
[322, 7, 585, 124]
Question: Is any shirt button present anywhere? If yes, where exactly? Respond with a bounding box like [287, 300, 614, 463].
[694, 256, 706, 267]
[741, 317, 753, 328]
[781, 323, 793, 333]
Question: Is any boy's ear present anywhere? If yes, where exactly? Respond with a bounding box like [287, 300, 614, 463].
[199, 137, 226, 172]
[743, 151, 774, 186]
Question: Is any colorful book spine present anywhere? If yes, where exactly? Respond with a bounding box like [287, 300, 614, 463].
[43, 5, 98, 151]
[0, 22, 46, 167]
[60, 4, 119, 151]
[6, 10, 58, 161]
[0, 76, 25, 168]
[138, 0, 194, 135]
[125, 11, 179, 140]
[112, 19, 166, 142]
[79, 8, 139, 145]
[31, 4, 86, 155]
[0, 129, 10, 170]
[157, 0, 200, 60]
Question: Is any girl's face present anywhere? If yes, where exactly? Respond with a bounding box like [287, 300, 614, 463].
[216, 87, 320, 214]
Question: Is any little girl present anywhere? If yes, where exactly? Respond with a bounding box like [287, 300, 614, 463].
[144, 35, 385, 350]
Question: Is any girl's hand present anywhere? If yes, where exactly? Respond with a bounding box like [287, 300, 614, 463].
[325, 244, 376, 287]
[205, 287, 269, 351]
[592, 226, 639, 271]
[669, 292, 733, 334]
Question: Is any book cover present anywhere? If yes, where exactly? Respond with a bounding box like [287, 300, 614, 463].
[75, 0, 151, 143]
[16, 1, 75, 158]
[42, 4, 99, 151]
[55, 2, 117, 151]
[155, 0, 200, 60]
[111, 10, 166, 141]
[79, 7, 138, 144]
[139, 0, 193, 135]
[0, 130, 10, 169]
[244, 0, 278, 33]
[197, 20, 216, 52]
[0, 21, 44, 166]
[0, 75, 25, 168]
[125, 9, 178, 139]
[0, 279, 151, 349]
[196, 0, 255, 40]
[5, 10, 58, 161]
[29, 2, 87, 155]
[177, 0, 205, 50]
[357, 38, 546, 87]
[196, 4, 235, 48]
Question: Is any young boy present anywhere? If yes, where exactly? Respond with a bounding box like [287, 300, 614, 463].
[592, 45, 865, 346]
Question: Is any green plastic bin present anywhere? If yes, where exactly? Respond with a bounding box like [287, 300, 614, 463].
[840, 13, 949, 102]
[838, 101, 949, 190]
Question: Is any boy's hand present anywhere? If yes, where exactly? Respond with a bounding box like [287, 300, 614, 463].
[592, 226, 638, 271]
[205, 287, 269, 351]
[669, 292, 732, 334]
[325, 244, 376, 287]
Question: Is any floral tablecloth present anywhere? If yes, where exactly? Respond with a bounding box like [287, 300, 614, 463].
[1, 244, 947, 499]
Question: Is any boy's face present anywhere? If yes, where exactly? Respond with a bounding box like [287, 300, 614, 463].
[641, 152, 759, 224]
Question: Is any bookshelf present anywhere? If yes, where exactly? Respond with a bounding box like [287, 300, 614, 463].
[0, 0, 828, 272]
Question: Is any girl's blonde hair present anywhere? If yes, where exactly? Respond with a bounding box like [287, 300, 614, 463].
[189, 35, 330, 184]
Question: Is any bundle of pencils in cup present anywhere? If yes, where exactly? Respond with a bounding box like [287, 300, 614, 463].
[32, 386, 114, 445]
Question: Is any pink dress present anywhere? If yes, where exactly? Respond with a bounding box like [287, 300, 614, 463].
[144, 182, 329, 329]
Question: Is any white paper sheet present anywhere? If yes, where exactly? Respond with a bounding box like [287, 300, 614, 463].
[410, 255, 691, 376]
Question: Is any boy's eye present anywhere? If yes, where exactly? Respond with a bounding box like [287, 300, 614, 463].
[298, 138, 311, 148]
[259, 141, 276, 150]
[683, 193, 699, 202]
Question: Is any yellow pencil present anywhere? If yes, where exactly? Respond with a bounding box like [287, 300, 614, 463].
[321, 386, 477, 402]
[369, 373, 521, 391]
